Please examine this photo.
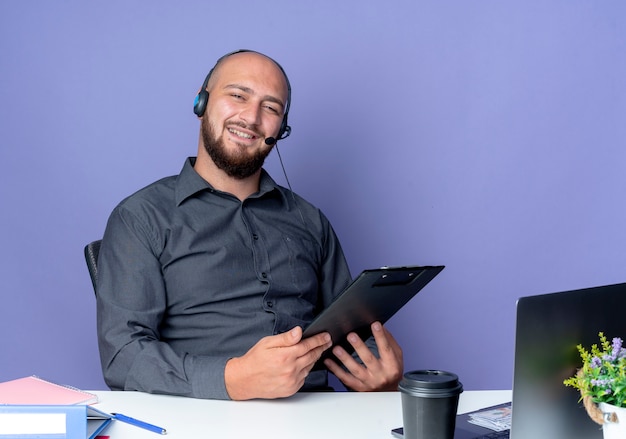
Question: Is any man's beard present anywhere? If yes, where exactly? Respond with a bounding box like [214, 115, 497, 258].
[201, 117, 272, 180]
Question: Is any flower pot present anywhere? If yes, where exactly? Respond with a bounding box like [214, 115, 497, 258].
[599, 402, 626, 439]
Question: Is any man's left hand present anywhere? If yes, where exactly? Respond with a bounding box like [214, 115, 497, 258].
[323, 322, 404, 391]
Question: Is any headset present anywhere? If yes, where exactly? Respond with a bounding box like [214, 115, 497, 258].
[193, 49, 292, 143]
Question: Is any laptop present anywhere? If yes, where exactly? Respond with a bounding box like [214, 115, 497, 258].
[393, 281, 626, 439]
[508, 281, 626, 438]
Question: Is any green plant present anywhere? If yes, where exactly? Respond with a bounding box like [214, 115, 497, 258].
[564, 332, 626, 408]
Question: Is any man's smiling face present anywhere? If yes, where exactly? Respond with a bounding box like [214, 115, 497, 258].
[200, 51, 289, 179]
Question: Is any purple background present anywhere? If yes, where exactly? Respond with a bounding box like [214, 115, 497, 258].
[1, 1, 625, 392]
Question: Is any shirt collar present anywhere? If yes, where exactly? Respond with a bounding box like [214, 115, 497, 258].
[175, 157, 284, 206]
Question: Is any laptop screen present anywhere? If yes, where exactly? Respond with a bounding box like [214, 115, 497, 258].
[510, 282, 626, 439]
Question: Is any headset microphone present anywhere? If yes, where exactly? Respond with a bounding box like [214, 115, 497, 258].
[264, 124, 292, 146]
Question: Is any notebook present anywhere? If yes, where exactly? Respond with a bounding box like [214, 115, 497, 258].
[302, 265, 444, 361]
[0, 375, 98, 405]
[392, 281, 626, 439]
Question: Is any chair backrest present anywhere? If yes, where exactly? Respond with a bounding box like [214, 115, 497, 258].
[84, 240, 102, 296]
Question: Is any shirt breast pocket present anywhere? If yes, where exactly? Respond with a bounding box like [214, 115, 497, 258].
[279, 234, 319, 303]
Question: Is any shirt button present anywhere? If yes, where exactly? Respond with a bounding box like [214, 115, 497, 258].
[266, 301, 273, 308]
[261, 272, 267, 278]
[253, 234, 259, 240]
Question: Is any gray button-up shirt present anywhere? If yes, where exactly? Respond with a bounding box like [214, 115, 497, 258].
[96, 158, 352, 399]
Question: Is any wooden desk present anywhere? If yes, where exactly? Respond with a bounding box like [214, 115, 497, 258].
[91, 390, 511, 438]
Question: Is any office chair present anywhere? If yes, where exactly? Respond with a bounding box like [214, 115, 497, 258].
[84, 239, 102, 296]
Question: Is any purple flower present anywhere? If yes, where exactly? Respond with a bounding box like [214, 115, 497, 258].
[601, 338, 623, 362]
[611, 338, 623, 360]
[591, 356, 603, 369]
[591, 378, 614, 387]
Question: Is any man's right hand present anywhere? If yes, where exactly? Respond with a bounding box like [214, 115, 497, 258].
[224, 326, 332, 400]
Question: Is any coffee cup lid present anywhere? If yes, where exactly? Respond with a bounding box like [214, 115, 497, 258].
[398, 370, 463, 397]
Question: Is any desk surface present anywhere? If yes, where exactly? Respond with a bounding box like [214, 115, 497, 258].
[91, 389, 511, 438]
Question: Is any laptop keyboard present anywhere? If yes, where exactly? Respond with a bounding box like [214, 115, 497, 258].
[478, 431, 510, 439]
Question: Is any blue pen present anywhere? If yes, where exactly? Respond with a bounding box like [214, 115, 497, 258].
[112, 413, 167, 435]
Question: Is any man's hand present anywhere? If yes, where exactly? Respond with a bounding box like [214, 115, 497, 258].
[323, 322, 403, 392]
[224, 326, 332, 400]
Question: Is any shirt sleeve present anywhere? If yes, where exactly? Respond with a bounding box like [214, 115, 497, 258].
[96, 204, 231, 400]
[316, 213, 381, 364]
[316, 213, 353, 309]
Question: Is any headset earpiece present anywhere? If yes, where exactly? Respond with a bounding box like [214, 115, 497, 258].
[193, 89, 209, 117]
[193, 71, 211, 117]
[278, 115, 287, 139]
[278, 117, 291, 141]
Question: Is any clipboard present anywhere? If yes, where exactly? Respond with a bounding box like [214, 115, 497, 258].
[303, 265, 444, 362]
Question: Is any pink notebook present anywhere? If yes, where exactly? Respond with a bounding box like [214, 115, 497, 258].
[0, 375, 98, 405]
